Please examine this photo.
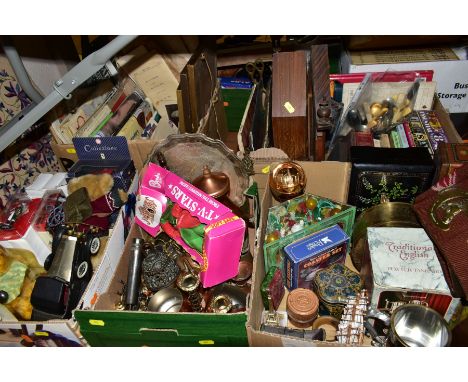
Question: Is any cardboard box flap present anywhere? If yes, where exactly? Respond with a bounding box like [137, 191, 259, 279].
[72, 136, 131, 161]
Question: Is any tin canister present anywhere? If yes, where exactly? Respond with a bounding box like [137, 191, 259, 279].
[286, 288, 319, 328]
[312, 263, 362, 319]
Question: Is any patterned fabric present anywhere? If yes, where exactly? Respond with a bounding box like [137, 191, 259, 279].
[0, 56, 61, 209]
[0, 56, 32, 128]
[0, 133, 61, 209]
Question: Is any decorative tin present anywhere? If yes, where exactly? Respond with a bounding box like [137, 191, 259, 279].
[362, 227, 461, 323]
[260, 266, 285, 310]
[286, 288, 319, 328]
[312, 263, 362, 319]
[264, 192, 355, 273]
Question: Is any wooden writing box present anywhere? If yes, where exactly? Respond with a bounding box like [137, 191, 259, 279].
[272, 51, 308, 160]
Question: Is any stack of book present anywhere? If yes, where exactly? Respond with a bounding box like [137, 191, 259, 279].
[50, 78, 157, 144]
[380, 110, 448, 155]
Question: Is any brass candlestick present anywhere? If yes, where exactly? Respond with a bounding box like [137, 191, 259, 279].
[176, 272, 203, 312]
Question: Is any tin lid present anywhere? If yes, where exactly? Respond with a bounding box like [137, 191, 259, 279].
[286, 288, 319, 323]
[313, 263, 362, 305]
[192, 166, 230, 199]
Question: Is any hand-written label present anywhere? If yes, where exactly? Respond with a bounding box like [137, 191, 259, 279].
[284, 101, 295, 114]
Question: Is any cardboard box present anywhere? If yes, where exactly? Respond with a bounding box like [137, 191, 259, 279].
[340, 46, 468, 113]
[51, 137, 158, 173]
[247, 161, 359, 346]
[361, 227, 461, 324]
[284, 225, 349, 290]
[0, 176, 137, 347]
[74, 223, 256, 347]
[68, 137, 136, 192]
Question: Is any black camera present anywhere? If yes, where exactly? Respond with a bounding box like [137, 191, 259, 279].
[30, 225, 101, 320]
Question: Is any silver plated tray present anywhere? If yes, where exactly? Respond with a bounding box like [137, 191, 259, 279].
[149, 133, 249, 206]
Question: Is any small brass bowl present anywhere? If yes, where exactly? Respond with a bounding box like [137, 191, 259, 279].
[147, 287, 183, 312]
[269, 161, 307, 202]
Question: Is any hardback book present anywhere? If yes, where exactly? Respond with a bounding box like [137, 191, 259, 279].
[415, 110, 449, 153]
[76, 80, 136, 138]
[406, 112, 434, 155]
[403, 121, 416, 147]
[117, 99, 154, 140]
[94, 91, 144, 137]
[396, 124, 409, 148]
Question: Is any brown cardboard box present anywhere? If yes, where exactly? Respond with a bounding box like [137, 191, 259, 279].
[247, 161, 358, 346]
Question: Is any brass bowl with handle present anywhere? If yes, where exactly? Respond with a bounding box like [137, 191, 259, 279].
[351, 195, 420, 271]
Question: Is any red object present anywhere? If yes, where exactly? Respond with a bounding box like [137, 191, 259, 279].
[161, 221, 181, 239]
[171, 203, 184, 218]
[176, 210, 201, 229]
[330, 70, 434, 83]
[0, 198, 41, 240]
[351, 131, 374, 147]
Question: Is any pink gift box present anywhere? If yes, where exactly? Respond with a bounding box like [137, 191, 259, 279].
[135, 163, 245, 287]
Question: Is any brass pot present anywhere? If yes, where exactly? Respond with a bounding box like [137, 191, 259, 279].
[351, 197, 420, 270]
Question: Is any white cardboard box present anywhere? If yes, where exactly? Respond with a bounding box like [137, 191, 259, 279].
[0, 176, 137, 347]
[340, 46, 468, 113]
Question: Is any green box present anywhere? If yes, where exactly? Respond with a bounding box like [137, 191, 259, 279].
[221, 88, 253, 132]
[74, 223, 250, 347]
[75, 310, 247, 347]
[263, 193, 355, 273]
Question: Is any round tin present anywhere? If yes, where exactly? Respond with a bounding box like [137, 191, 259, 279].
[286, 288, 319, 328]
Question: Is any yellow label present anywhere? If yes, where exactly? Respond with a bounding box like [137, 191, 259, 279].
[199, 340, 215, 345]
[34, 331, 49, 337]
[66, 148, 76, 154]
[89, 319, 105, 326]
[284, 101, 295, 114]
[261, 165, 270, 174]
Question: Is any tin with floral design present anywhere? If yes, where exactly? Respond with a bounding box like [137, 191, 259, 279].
[312, 263, 362, 319]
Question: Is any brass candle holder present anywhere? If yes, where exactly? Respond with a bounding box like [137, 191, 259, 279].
[176, 272, 203, 312]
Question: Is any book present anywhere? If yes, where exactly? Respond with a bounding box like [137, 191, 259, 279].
[406, 112, 434, 155]
[351, 131, 374, 147]
[76, 78, 138, 138]
[94, 91, 144, 137]
[117, 99, 154, 140]
[379, 133, 391, 148]
[396, 124, 409, 148]
[389, 129, 402, 148]
[403, 121, 416, 147]
[417, 110, 449, 153]
[49, 80, 116, 143]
